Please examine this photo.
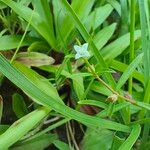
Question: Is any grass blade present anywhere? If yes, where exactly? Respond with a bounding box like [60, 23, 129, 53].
[118, 125, 141, 150]
[78, 100, 108, 109]
[116, 53, 143, 90]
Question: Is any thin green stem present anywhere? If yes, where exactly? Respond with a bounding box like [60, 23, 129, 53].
[128, 0, 136, 94]
[83, 58, 136, 105]
[10, 10, 34, 63]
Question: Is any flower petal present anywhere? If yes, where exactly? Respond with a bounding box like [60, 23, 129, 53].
[84, 51, 90, 57]
[82, 43, 88, 51]
[75, 53, 81, 59]
[74, 45, 81, 52]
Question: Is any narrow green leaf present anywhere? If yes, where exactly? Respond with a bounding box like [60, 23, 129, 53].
[107, 0, 121, 16]
[116, 53, 143, 90]
[118, 125, 141, 150]
[53, 140, 70, 150]
[110, 59, 144, 84]
[78, 100, 108, 109]
[72, 74, 84, 100]
[81, 129, 113, 150]
[94, 23, 116, 50]
[98, 102, 131, 117]
[137, 101, 150, 111]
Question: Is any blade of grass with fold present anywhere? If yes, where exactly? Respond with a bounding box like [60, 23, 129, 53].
[0, 54, 130, 132]
[61, 0, 116, 88]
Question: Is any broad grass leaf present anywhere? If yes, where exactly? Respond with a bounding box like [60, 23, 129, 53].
[98, 102, 131, 117]
[137, 101, 150, 111]
[90, 81, 112, 96]
[107, 0, 121, 16]
[13, 61, 62, 104]
[94, 23, 117, 50]
[53, 140, 70, 150]
[111, 135, 125, 150]
[71, 74, 85, 101]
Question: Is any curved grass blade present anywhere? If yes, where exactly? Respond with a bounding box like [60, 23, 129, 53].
[116, 53, 143, 90]
[110, 60, 144, 84]
[118, 125, 141, 150]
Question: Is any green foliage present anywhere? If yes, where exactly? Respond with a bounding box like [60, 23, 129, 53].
[0, 0, 150, 149]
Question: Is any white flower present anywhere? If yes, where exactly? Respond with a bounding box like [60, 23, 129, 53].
[74, 43, 90, 59]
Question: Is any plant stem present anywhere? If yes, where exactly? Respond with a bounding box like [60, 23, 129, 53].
[10, 10, 34, 63]
[83, 58, 136, 105]
[128, 0, 136, 94]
